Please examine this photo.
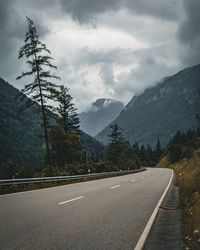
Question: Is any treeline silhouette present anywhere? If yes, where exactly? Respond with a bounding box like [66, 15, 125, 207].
[0, 121, 163, 178]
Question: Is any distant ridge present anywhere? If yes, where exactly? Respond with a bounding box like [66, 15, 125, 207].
[79, 98, 124, 136]
[96, 64, 200, 146]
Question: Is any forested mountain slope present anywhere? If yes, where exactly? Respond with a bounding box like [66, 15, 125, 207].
[96, 64, 200, 146]
[0, 78, 104, 167]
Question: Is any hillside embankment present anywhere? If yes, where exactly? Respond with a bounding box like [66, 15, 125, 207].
[157, 149, 200, 249]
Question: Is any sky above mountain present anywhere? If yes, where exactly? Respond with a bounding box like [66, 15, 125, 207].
[0, 0, 199, 111]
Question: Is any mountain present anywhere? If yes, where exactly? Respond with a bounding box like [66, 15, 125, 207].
[0, 78, 104, 166]
[96, 64, 200, 147]
[79, 98, 124, 136]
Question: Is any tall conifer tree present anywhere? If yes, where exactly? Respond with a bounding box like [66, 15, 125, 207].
[50, 85, 81, 169]
[16, 17, 60, 171]
[107, 123, 124, 166]
[54, 85, 80, 132]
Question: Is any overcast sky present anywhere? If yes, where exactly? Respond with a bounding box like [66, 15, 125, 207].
[0, 0, 199, 111]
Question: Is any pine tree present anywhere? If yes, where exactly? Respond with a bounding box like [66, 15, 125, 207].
[156, 138, 161, 154]
[50, 125, 81, 169]
[107, 123, 124, 167]
[167, 144, 182, 163]
[54, 85, 80, 132]
[172, 130, 182, 144]
[156, 138, 162, 162]
[50, 85, 81, 169]
[139, 145, 146, 159]
[16, 17, 60, 171]
[108, 123, 123, 144]
[146, 144, 153, 163]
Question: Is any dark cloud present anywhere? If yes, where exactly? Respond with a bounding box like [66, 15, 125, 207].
[178, 0, 200, 65]
[77, 43, 179, 68]
[76, 43, 180, 106]
[0, 0, 198, 111]
[76, 47, 134, 66]
[125, 0, 180, 21]
[0, 0, 12, 30]
[178, 0, 200, 43]
[0, 1, 23, 80]
[60, 0, 180, 24]
[0, 0, 182, 82]
[0, 0, 55, 82]
[96, 56, 173, 104]
[60, 0, 122, 23]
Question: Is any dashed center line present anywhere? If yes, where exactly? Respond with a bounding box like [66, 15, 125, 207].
[141, 177, 145, 179]
[59, 196, 85, 205]
[110, 185, 120, 189]
[131, 179, 136, 183]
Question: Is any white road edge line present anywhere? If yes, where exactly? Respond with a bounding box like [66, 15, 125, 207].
[59, 196, 85, 205]
[134, 169, 174, 250]
[110, 185, 120, 189]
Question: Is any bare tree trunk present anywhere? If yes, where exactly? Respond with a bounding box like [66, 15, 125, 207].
[34, 54, 51, 173]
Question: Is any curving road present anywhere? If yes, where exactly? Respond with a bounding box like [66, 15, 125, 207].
[0, 168, 172, 250]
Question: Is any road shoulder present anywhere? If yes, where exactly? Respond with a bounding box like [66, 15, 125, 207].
[143, 182, 183, 250]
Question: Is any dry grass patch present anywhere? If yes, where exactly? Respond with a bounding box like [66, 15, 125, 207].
[157, 149, 200, 249]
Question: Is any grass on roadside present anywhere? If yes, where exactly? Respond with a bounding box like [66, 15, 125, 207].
[157, 149, 200, 250]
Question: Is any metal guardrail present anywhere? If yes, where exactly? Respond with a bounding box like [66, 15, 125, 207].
[0, 168, 145, 186]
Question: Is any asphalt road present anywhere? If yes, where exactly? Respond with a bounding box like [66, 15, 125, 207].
[0, 168, 172, 250]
